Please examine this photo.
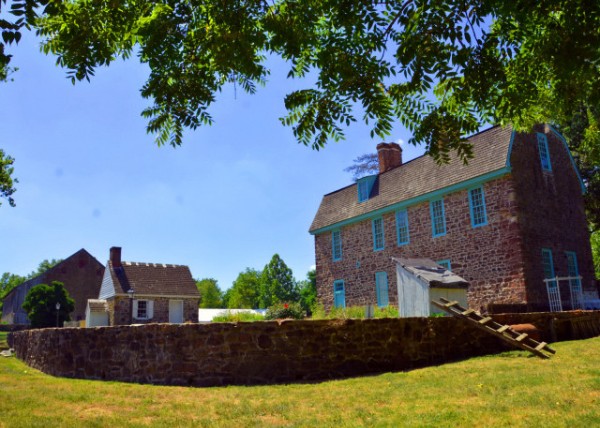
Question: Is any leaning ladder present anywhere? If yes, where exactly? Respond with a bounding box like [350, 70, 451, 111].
[431, 297, 556, 359]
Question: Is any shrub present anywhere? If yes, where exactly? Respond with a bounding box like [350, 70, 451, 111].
[311, 304, 399, 320]
[265, 302, 304, 320]
[211, 311, 265, 322]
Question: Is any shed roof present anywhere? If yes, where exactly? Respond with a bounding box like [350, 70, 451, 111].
[393, 257, 469, 288]
[309, 125, 513, 233]
[109, 261, 200, 297]
[87, 299, 108, 312]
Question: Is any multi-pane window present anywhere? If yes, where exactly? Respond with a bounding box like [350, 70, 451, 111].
[468, 187, 488, 227]
[566, 252, 579, 278]
[333, 280, 346, 308]
[537, 133, 552, 172]
[566, 251, 583, 309]
[375, 272, 389, 307]
[372, 217, 385, 251]
[137, 300, 147, 319]
[542, 248, 561, 311]
[396, 209, 409, 245]
[430, 199, 446, 237]
[541, 248, 555, 280]
[332, 230, 342, 261]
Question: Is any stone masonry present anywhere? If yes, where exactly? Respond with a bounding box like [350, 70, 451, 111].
[313, 126, 597, 313]
[11, 311, 599, 387]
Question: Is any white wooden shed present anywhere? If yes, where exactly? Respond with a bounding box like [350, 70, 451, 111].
[394, 257, 469, 317]
[85, 299, 109, 327]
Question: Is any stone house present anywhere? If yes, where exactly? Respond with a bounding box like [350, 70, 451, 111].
[1, 249, 105, 324]
[309, 125, 598, 313]
[97, 247, 199, 325]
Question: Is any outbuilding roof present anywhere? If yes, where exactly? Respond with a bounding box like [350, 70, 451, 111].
[393, 257, 469, 288]
[309, 125, 513, 233]
[109, 261, 199, 297]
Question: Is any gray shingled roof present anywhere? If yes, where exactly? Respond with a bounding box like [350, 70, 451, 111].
[393, 257, 469, 288]
[109, 261, 200, 297]
[309, 125, 513, 233]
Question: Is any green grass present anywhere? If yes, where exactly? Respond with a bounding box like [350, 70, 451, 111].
[211, 311, 265, 322]
[0, 337, 599, 427]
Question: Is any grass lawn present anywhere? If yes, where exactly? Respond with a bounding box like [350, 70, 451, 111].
[0, 337, 599, 427]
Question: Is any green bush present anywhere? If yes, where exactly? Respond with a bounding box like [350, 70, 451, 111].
[311, 304, 399, 320]
[211, 311, 265, 322]
[265, 302, 305, 320]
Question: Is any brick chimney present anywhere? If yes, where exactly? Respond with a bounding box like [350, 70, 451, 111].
[377, 142, 403, 173]
[110, 246, 122, 268]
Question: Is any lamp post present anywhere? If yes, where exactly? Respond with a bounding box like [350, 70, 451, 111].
[55, 302, 61, 328]
[127, 288, 135, 325]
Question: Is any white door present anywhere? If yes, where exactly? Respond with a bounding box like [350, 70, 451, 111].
[169, 300, 184, 323]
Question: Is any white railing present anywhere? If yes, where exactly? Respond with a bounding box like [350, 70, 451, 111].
[543, 275, 584, 312]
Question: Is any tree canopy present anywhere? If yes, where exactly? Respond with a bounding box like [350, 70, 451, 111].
[1, 0, 599, 209]
[259, 254, 298, 308]
[196, 277, 224, 308]
[0, 0, 597, 157]
[224, 268, 262, 309]
[21, 280, 75, 328]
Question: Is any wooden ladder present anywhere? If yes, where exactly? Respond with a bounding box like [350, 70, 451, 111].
[431, 297, 556, 359]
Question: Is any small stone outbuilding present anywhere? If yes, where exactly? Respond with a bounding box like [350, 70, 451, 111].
[97, 247, 200, 325]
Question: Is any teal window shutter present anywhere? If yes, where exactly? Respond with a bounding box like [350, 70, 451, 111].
[357, 175, 377, 202]
[468, 186, 488, 227]
[375, 272, 389, 307]
[333, 280, 346, 308]
[437, 259, 451, 271]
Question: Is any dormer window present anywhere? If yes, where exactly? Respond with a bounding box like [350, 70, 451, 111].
[537, 133, 552, 172]
[357, 175, 377, 202]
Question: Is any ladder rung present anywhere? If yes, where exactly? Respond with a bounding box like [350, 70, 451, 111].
[444, 300, 460, 308]
[516, 333, 528, 342]
[496, 325, 510, 333]
[534, 342, 548, 351]
[461, 309, 475, 316]
[479, 317, 492, 325]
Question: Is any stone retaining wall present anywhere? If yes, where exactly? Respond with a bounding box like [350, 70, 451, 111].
[11, 311, 600, 387]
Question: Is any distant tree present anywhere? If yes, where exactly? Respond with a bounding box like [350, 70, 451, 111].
[344, 153, 379, 181]
[298, 268, 317, 316]
[592, 231, 600, 280]
[259, 254, 298, 308]
[0, 149, 17, 207]
[226, 269, 262, 309]
[196, 278, 224, 308]
[29, 258, 63, 278]
[22, 281, 74, 328]
[0, 272, 26, 311]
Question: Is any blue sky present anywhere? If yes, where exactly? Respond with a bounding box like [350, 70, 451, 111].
[1, 31, 424, 291]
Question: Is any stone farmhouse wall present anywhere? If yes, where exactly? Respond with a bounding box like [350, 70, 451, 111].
[11, 312, 599, 387]
[315, 175, 527, 312]
[315, 128, 598, 313]
[509, 125, 596, 311]
[108, 296, 198, 326]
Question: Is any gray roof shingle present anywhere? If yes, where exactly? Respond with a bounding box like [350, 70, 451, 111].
[309, 125, 513, 233]
[109, 261, 199, 297]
